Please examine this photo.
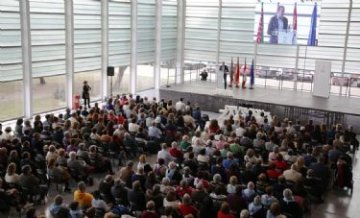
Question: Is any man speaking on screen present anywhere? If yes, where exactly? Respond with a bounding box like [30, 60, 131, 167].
[267, 5, 288, 44]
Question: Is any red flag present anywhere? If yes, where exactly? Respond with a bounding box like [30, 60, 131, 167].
[235, 57, 240, 88]
[293, 3, 297, 31]
[256, 2, 264, 44]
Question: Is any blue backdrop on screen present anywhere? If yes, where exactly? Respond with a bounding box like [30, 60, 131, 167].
[254, 0, 321, 46]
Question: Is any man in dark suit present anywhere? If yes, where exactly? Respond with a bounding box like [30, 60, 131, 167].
[267, 5, 288, 44]
[219, 62, 229, 89]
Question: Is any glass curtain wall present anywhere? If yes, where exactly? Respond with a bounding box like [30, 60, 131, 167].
[74, 0, 102, 103]
[346, 0, 360, 97]
[184, 0, 219, 82]
[108, 0, 131, 95]
[29, 0, 66, 113]
[0, 0, 24, 120]
[160, 0, 177, 86]
[136, 0, 156, 92]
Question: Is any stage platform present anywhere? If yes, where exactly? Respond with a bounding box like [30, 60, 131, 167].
[160, 81, 360, 131]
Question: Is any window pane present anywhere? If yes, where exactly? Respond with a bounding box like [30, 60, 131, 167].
[108, 66, 130, 95]
[137, 64, 154, 92]
[161, 60, 176, 86]
[0, 81, 23, 121]
[32, 75, 66, 114]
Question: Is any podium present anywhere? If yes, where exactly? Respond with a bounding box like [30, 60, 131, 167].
[278, 31, 297, 45]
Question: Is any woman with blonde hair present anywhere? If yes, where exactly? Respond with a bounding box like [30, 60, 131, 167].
[46, 145, 58, 163]
[137, 154, 152, 173]
[163, 190, 180, 208]
[5, 162, 20, 184]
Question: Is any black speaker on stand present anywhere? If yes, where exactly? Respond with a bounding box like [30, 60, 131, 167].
[107, 66, 115, 97]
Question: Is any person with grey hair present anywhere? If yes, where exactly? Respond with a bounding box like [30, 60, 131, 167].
[76, 143, 90, 164]
[169, 141, 184, 163]
[240, 209, 250, 218]
[248, 195, 265, 217]
[279, 188, 303, 218]
[67, 151, 90, 180]
[210, 173, 227, 195]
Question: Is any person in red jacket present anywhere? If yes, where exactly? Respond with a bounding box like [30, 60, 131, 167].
[217, 202, 236, 218]
[266, 162, 282, 180]
[169, 141, 183, 163]
[179, 194, 199, 217]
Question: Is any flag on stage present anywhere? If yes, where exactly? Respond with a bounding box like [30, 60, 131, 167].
[250, 59, 255, 89]
[242, 58, 247, 89]
[293, 3, 297, 31]
[307, 3, 317, 46]
[229, 57, 233, 87]
[256, 2, 264, 44]
[235, 57, 240, 88]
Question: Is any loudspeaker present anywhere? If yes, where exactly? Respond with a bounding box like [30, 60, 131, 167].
[107, 66, 115, 76]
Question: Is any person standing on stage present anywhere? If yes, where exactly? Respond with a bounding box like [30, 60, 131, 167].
[82, 81, 91, 108]
[220, 62, 229, 89]
[267, 5, 288, 44]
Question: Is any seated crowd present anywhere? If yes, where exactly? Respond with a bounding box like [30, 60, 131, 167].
[0, 94, 358, 218]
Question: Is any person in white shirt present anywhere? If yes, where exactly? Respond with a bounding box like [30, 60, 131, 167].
[1, 127, 14, 141]
[46, 145, 59, 164]
[157, 143, 173, 165]
[145, 113, 155, 128]
[5, 163, 20, 184]
[283, 164, 302, 184]
[286, 121, 297, 136]
[128, 118, 140, 133]
[163, 190, 180, 208]
[197, 148, 209, 164]
[175, 98, 186, 113]
[92, 190, 109, 211]
[148, 122, 162, 140]
[235, 122, 246, 137]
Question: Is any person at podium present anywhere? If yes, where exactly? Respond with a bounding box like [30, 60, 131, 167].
[267, 5, 288, 44]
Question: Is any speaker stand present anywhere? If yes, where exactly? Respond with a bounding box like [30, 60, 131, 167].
[110, 76, 113, 98]
[166, 66, 170, 88]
